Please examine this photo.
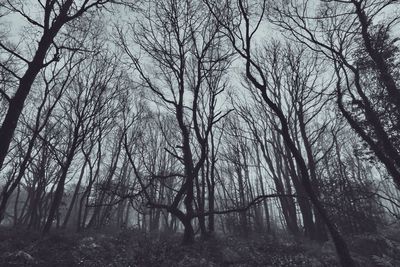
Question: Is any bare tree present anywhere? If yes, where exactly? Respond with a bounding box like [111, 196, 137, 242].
[0, 49, 82, 223]
[42, 52, 123, 233]
[205, 0, 355, 265]
[0, 0, 112, 174]
[120, 0, 232, 244]
[272, 0, 400, 188]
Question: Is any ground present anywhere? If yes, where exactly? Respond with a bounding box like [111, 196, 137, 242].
[0, 226, 400, 266]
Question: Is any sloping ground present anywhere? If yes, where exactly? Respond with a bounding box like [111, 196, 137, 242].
[0, 226, 399, 266]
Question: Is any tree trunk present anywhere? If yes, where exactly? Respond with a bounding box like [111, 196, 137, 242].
[62, 161, 87, 228]
[43, 126, 80, 234]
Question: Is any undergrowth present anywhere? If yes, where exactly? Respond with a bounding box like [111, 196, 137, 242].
[0, 225, 400, 266]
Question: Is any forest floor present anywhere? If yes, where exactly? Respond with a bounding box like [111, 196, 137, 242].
[0, 226, 400, 266]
